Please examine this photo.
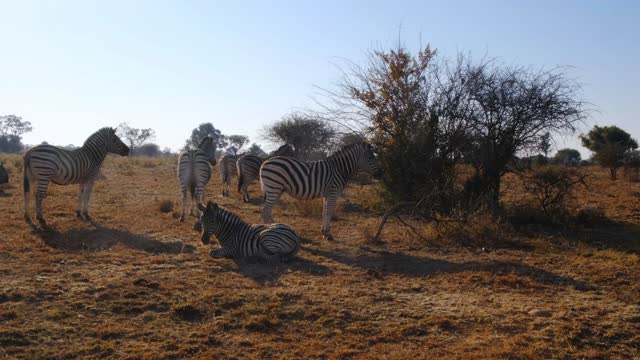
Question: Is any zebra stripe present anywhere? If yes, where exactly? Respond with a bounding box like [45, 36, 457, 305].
[198, 201, 299, 262]
[236, 144, 293, 202]
[23, 127, 130, 225]
[260, 141, 383, 240]
[178, 136, 216, 226]
[219, 154, 237, 197]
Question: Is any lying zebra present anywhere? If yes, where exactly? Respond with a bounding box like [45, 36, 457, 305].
[198, 201, 300, 262]
[23, 127, 130, 225]
[236, 143, 293, 202]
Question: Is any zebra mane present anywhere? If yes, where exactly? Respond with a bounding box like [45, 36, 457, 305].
[206, 201, 247, 226]
[82, 127, 114, 148]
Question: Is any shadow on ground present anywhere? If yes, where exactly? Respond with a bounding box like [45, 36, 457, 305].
[34, 223, 195, 254]
[307, 247, 595, 291]
[217, 254, 332, 285]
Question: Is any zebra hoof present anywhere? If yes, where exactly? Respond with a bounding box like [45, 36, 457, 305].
[193, 221, 202, 231]
[208, 249, 224, 258]
[82, 213, 93, 222]
[76, 211, 83, 219]
[322, 233, 334, 241]
[37, 217, 47, 226]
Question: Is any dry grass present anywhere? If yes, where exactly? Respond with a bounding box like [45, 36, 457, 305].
[0, 156, 639, 359]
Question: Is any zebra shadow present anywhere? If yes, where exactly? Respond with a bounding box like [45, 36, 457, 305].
[34, 223, 196, 254]
[218, 253, 332, 285]
[306, 247, 594, 291]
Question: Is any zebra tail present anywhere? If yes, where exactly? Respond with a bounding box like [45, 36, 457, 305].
[237, 167, 244, 193]
[23, 155, 30, 194]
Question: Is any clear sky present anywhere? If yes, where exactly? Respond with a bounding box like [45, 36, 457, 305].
[1, 0, 638, 154]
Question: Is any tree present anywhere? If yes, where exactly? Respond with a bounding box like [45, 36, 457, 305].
[460, 60, 587, 212]
[117, 123, 155, 154]
[581, 125, 638, 179]
[185, 123, 226, 151]
[318, 45, 473, 210]
[0, 115, 32, 153]
[553, 148, 581, 166]
[264, 113, 336, 160]
[134, 143, 161, 157]
[225, 135, 249, 155]
[247, 143, 267, 157]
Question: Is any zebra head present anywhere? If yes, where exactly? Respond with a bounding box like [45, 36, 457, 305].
[360, 142, 383, 180]
[107, 128, 130, 156]
[198, 136, 216, 166]
[272, 143, 294, 157]
[197, 201, 222, 245]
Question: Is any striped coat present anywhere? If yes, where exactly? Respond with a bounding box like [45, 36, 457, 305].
[23, 127, 130, 225]
[198, 201, 300, 262]
[236, 144, 293, 202]
[219, 154, 237, 197]
[177, 136, 216, 226]
[260, 141, 383, 240]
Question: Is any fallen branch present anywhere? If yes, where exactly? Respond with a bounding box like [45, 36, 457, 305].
[371, 201, 417, 242]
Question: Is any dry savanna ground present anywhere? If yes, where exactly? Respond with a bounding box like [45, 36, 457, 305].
[0, 154, 639, 359]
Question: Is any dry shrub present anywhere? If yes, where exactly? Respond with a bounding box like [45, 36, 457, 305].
[434, 214, 509, 248]
[158, 199, 174, 213]
[575, 206, 608, 224]
[519, 166, 588, 221]
[142, 159, 158, 168]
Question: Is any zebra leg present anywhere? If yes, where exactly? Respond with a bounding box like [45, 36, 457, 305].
[193, 186, 205, 231]
[76, 184, 85, 218]
[35, 179, 51, 225]
[262, 191, 282, 223]
[241, 184, 250, 202]
[322, 194, 338, 241]
[179, 189, 187, 222]
[209, 247, 229, 258]
[81, 181, 96, 221]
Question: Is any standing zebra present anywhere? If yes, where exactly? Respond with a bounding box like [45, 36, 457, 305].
[177, 136, 216, 227]
[236, 144, 293, 202]
[219, 154, 237, 197]
[23, 127, 130, 225]
[197, 201, 300, 262]
[260, 141, 383, 240]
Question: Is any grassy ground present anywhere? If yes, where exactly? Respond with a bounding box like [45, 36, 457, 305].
[0, 154, 639, 359]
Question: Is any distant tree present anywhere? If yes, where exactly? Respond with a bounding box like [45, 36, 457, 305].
[264, 113, 336, 160]
[581, 125, 638, 179]
[134, 143, 161, 157]
[185, 123, 226, 151]
[538, 132, 552, 157]
[225, 135, 249, 155]
[0, 115, 32, 153]
[161, 147, 174, 157]
[553, 148, 581, 166]
[247, 143, 267, 157]
[57, 144, 79, 152]
[117, 123, 155, 154]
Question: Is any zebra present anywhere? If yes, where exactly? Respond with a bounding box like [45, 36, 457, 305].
[236, 144, 293, 202]
[260, 141, 383, 240]
[177, 136, 216, 228]
[219, 154, 237, 197]
[197, 201, 300, 262]
[23, 127, 130, 225]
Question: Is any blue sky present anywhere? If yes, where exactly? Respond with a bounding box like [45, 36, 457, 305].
[1, 0, 638, 154]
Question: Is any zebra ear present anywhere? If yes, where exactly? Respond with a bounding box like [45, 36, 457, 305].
[206, 201, 219, 211]
[198, 203, 207, 212]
